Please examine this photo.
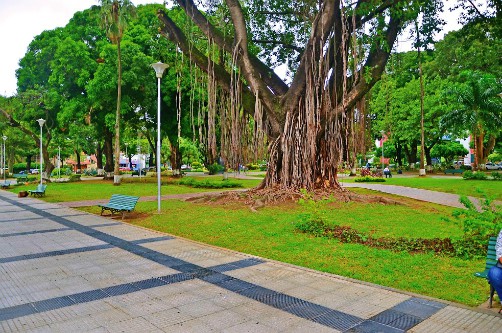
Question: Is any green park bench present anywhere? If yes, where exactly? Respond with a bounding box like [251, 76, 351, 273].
[15, 174, 29, 182]
[1, 181, 11, 189]
[474, 236, 497, 308]
[444, 169, 464, 175]
[28, 184, 47, 197]
[98, 194, 140, 219]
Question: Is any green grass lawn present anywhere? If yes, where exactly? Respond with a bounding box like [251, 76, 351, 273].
[340, 175, 502, 200]
[8, 176, 262, 202]
[80, 191, 487, 307]
[17, 177, 490, 307]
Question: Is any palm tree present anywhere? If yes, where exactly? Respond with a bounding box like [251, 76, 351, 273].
[444, 71, 502, 170]
[99, 0, 136, 184]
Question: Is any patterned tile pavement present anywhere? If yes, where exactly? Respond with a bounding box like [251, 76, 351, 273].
[1, 190, 501, 332]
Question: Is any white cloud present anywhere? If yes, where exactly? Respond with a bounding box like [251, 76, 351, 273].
[0, 0, 164, 96]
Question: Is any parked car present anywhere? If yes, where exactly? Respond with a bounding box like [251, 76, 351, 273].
[486, 162, 502, 170]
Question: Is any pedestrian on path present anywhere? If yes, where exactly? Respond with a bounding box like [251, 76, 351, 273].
[383, 166, 392, 178]
[488, 229, 502, 314]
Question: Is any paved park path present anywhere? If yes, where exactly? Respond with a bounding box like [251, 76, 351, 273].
[1, 187, 502, 332]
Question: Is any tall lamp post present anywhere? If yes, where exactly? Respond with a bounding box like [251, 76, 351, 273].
[58, 146, 61, 179]
[125, 142, 129, 170]
[151, 61, 168, 213]
[37, 119, 46, 185]
[2, 136, 6, 183]
[380, 130, 385, 170]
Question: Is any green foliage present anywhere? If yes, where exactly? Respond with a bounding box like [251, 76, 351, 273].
[176, 177, 242, 189]
[449, 191, 502, 257]
[462, 170, 487, 180]
[355, 176, 386, 182]
[207, 163, 224, 175]
[50, 167, 73, 176]
[492, 172, 502, 181]
[68, 174, 82, 182]
[295, 190, 334, 237]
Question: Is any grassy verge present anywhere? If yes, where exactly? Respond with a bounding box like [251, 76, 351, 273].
[8, 176, 261, 203]
[79, 196, 487, 307]
[340, 175, 502, 200]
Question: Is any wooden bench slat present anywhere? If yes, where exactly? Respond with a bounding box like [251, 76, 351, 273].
[474, 236, 498, 308]
[99, 194, 140, 219]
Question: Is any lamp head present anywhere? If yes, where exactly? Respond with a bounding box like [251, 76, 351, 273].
[151, 61, 168, 78]
[37, 118, 46, 127]
[2, 136, 6, 141]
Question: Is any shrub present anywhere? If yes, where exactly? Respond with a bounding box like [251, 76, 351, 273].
[491, 172, 502, 181]
[207, 163, 224, 175]
[355, 176, 386, 182]
[191, 161, 202, 169]
[447, 191, 502, 258]
[295, 190, 335, 237]
[177, 177, 242, 188]
[68, 174, 82, 182]
[462, 170, 487, 180]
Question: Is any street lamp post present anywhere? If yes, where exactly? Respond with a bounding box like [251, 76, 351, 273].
[151, 61, 168, 213]
[125, 142, 129, 170]
[37, 119, 46, 185]
[380, 131, 385, 170]
[2, 136, 6, 183]
[57, 146, 60, 179]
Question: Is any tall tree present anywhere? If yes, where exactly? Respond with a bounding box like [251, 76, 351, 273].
[157, 0, 442, 192]
[443, 70, 502, 169]
[99, 0, 136, 184]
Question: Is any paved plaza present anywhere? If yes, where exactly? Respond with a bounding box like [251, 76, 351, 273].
[1, 189, 502, 332]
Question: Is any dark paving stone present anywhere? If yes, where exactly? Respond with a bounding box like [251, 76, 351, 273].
[69, 289, 110, 304]
[388, 313, 422, 331]
[313, 309, 364, 331]
[372, 309, 405, 325]
[346, 320, 405, 333]
[171, 262, 202, 273]
[0, 227, 71, 237]
[0, 304, 36, 321]
[158, 272, 194, 284]
[200, 272, 234, 284]
[102, 283, 141, 297]
[131, 236, 173, 244]
[32, 296, 76, 312]
[0, 244, 112, 263]
[283, 302, 332, 320]
[132, 278, 167, 290]
[262, 293, 306, 310]
[215, 278, 254, 293]
[392, 298, 441, 320]
[88, 222, 123, 228]
[407, 297, 447, 309]
[239, 286, 278, 302]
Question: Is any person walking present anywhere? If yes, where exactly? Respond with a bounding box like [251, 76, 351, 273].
[383, 166, 392, 178]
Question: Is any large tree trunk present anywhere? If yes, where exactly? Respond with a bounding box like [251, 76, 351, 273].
[158, 1, 408, 191]
[96, 143, 103, 169]
[104, 128, 114, 173]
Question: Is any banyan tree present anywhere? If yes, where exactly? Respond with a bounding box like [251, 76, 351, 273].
[158, 0, 441, 191]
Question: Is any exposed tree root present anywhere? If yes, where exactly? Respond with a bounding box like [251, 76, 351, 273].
[185, 185, 403, 211]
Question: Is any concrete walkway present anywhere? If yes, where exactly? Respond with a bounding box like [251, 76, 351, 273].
[1, 190, 502, 332]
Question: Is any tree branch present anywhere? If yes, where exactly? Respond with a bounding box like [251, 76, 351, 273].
[225, 0, 282, 135]
[164, 1, 288, 96]
[251, 39, 303, 53]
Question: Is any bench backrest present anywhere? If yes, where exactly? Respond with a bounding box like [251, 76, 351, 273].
[108, 194, 140, 210]
[37, 184, 47, 192]
[484, 236, 498, 271]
